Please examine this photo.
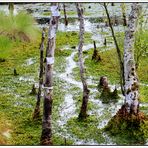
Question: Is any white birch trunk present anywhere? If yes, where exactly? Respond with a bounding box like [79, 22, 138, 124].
[124, 3, 140, 114]
[76, 3, 90, 119]
[40, 3, 60, 145]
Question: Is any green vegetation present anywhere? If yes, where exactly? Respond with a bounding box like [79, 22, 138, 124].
[0, 7, 148, 145]
[67, 116, 105, 144]
[42, 10, 91, 16]
[0, 36, 14, 59]
[104, 108, 148, 145]
[56, 31, 92, 49]
[0, 11, 39, 42]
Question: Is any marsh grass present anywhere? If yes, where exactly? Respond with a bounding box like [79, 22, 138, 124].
[0, 11, 39, 42]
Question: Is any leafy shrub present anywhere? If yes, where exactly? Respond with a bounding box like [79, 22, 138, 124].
[0, 11, 39, 42]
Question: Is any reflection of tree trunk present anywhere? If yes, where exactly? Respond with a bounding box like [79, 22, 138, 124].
[63, 4, 68, 26]
[33, 28, 45, 120]
[124, 3, 140, 114]
[8, 3, 14, 15]
[40, 3, 60, 145]
[76, 3, 90, 120]
[104, 3, 125, 96]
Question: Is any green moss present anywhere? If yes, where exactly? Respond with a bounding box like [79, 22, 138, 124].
[56, 31, 92, 49]
[67, 116, 105, 144]
[104, 108, 147, 145]
[99, 87, 119, 104]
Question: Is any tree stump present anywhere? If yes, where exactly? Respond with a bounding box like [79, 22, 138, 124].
[98, 76, 119, 103]
[92, 41, 101, 62]
[14, 68, 19, 76]
[98, 76, 109, 89]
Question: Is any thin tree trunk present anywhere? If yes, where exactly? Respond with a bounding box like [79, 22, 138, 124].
[76, 3, 90, 120]
[124, 3, 140, 114]
[104, 3, 125, 96]
[92, 41, 97, 60]
[63, 4, 68, 26]
[33, 28, 45, 120]
[8, 3, 14, 15]
[121, 3, 127, 26]
[40, 3, 60, 145]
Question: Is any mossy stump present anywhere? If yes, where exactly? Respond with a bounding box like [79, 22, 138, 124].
[104, 105, 147, 145]
[98, 76, 119, 103]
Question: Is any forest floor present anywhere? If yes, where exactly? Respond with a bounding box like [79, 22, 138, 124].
[0, 30, 148, 145]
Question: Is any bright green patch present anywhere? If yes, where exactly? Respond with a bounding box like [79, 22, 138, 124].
[67, 116, 105, 144]
[56, 31, 92, 49]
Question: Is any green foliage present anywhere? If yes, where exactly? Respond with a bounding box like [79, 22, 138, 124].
[0, 36, 13, 59]
[0, 11, 39, 42]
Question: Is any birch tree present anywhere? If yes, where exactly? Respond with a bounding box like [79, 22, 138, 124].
[76, 3, 90, 120]
[124, 3, 140, 114]
[40, 3, 60, 145]
[33, 28, 45, 119]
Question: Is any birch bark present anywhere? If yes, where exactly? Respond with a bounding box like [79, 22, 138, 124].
[40, 3, 60, 145]
[76, 3, 90, 120]
[124, 3, 140, 114]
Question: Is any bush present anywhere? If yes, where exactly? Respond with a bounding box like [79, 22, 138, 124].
[0, 11, 39, 42]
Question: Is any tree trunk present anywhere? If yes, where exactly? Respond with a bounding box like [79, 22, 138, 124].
[121, 3, 127, 26]
[63, 4, 68, 26]
[76, 3, 90, 120]
[124, 3, 140, 115]
[40, 3, 60, 145]
[33, 28, 45, 120]
[104, 3, 125, 96]
[8, 3, 14, 15]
